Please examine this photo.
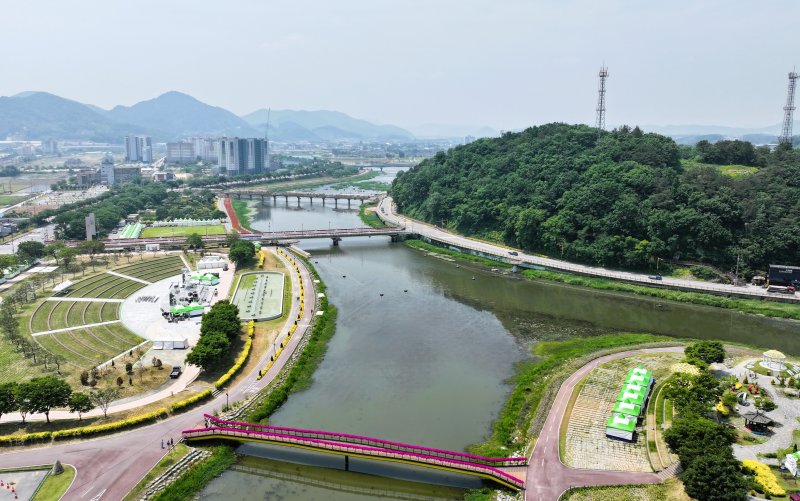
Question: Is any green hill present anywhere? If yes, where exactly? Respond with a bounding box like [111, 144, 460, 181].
[390, 123, 800, 276]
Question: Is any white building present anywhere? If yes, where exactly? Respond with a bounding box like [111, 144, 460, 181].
[124, 135, 153, 162]
[166, 142, 195, 164]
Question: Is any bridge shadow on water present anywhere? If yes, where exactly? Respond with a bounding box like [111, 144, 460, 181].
[209, 443, 480, 500]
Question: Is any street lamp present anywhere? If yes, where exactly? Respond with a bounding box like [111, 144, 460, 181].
[225, 392, 229, 410]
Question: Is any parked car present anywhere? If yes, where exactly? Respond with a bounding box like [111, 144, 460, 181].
[170, 366, 182, 379]
[648, 275, 663, 280]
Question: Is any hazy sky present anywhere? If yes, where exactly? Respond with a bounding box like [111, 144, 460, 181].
[2, 0, 799, 130]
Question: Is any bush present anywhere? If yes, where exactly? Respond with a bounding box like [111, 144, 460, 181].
[125, 362, 133, 374]
[742, 460, 785, 497]
[170, 390, 213, 412]
[51, 408, 169, 440]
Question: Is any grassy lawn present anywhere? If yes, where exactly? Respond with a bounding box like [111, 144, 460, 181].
[140, 225, 226, 238]
[358, 202, 388, 228]
[230, 199, 254, 232]
[122, 443, 191, 501]
[562, 478, 690, 500]
[32, 465, 76, 501]
[0, 194, 32, 207]
[718, 164, 760, 178]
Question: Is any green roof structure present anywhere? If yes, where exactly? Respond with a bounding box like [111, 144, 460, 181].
[606, 413, 637, 432]
[625, 366, 653, 387]
[617, 385, 646, 406]
[613, 400, 642, 417]
[170, 303, 205, 314]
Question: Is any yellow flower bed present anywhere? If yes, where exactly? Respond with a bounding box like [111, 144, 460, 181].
[670, 362, 701, 376]
[170, 389, 213, 412]
[715, 401, 730, 416]
[214, 336, 253, 389]
[52, 407, 170, 440]
[742, 460, 785, 497]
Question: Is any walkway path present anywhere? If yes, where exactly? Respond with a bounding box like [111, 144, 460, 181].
[45, 297, 124, 303]
[30, 319, 120, 337]
[0, 247, 317, 500]
[105, 270, 152, 285]
[378, 197, 799, 303]
[525, 346, 683, 501]
[725, 359, 800, 461]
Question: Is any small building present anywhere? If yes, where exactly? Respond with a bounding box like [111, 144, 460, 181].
[612, 400, 643, 419]
[769, 264, 800, 287]
[606, 414, 637, 442]
[741, 410, 774, 433]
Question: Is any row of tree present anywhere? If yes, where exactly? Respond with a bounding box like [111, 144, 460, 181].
[0, 377, 120, 423]
[185, 300, 242, 370]
[663, 342, 749, 501]
[390, 124, 800, 276]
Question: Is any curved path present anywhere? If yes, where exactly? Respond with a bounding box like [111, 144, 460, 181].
[525, 345, 683, 500]
[377, 196, 799, 303]
[0, 247, 317, 500]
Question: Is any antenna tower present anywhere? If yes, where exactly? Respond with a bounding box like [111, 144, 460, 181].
[264, 108, 271, 171]
[595, 66, 609, 130]
[779, 71, 799, 146]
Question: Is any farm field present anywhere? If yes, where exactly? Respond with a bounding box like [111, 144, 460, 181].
[140, 225, 226, 238]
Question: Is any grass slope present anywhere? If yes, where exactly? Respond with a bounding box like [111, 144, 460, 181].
[140, 225, 226, 238]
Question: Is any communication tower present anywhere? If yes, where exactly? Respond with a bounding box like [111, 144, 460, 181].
[595, 66, 609, 130]
[779, 71, 799, 146]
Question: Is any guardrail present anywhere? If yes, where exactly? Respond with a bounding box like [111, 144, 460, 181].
[182, 426, 525, 489]
[203, 414, 527, 467]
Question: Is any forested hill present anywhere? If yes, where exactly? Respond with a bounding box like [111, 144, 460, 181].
[390, 123, 800, 276]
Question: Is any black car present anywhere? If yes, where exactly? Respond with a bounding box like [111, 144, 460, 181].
[170, 366, 182, 379]
[648, 275, 663, 280]
[508, 251, 519, 256]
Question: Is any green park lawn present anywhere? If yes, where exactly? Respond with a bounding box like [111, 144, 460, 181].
[140, 225, 226, 238]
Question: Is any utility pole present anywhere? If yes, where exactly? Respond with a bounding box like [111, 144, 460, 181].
[596, 66, 609, 130]
[734, 253, 741, 286]
[779, 70, 799, 146]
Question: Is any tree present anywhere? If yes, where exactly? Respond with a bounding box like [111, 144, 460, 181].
[0, 255, 16, 278]
[45, 242, 67, 265]
[17, 376, 72, 423]
[90, 387, 121, 418]
[16, 241, 45, 263]
[664, 371, 724, 416]
[225, 230, 241, 247]
[680, 452, 748, 501]
[185, 331, 230, 370]
[68, 392, 94, 420]
[77, 239, 105, 256]
[186, 233, 204, 251]
[685, 341, 725, 366]
[228, 240, 255, 266]
[664, 415, 736, 467]
[116, 376, 123, 387]
[0, 383, 18, 421]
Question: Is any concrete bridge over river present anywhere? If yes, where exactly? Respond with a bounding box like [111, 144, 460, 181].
[184, 415, 527, 490]
[220, 190, 376, 209]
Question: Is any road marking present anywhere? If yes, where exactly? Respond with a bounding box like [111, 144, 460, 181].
[90, 489, 106, 501]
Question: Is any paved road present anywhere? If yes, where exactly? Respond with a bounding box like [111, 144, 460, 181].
[377, 196, 799, 303]
[525, 346, 683, 500]
[0, 224, 55, 255]
[0, 247, 317, 500]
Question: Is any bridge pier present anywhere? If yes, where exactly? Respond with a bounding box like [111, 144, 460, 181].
[331, 237, 342, 246]
[322, 197, 326, 206]
[308, 196, 313, 205]
[296, 196, 301, 207]
[334, 199, 338, 208]
[390, 234, 399, 243]
[344, 455, 350, 471]
[272, 195, 277, 205]
[347, 199, 351, 209]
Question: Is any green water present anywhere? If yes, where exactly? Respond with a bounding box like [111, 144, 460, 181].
[200, 194, 800, 499]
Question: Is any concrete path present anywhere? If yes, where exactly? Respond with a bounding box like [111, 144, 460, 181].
[105, 270, 152, 285]
[30, 320, 121, 337]
[45, 297, 124, 303]
[525, 346, 683, 501]
[0, 247, 317, 501]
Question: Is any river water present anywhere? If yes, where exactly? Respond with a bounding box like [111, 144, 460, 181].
[200, 174, 800, 500]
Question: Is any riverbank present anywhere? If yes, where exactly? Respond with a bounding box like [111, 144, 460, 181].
[229, 199, 255, 233]
[467, 333, 676, 458]
[247, 257, 338, 422]
[405, 238, 800, 321]
[357, 202, 388, 228]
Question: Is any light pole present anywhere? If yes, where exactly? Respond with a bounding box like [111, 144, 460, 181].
[734, 253, 741, 286]
[225, 392, 229, 410]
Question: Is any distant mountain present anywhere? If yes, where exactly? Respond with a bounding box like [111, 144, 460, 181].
[106, 91, 259, 140]
[0, 92, 147, 142]
[644, 122, 797, 145]
[407, 123, 499, 139]
[242, 109, 414, 141]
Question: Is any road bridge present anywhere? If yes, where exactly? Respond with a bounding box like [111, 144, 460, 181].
[221, 190, 376, 209]
[98, 226, 407, 250]
[184, 415, 527, 490]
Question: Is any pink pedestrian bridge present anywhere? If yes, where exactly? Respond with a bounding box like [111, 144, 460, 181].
[183, 414, 527, 490]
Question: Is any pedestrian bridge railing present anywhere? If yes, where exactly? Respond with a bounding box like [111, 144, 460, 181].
[183, 415, 526, 490]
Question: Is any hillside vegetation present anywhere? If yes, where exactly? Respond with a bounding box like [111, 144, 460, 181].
[391, 123, 800, 276]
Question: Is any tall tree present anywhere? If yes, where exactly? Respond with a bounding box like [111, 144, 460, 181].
[89, 387, 121, 418]
[0, 383, 18, 421]
[68, 392, 94, 420]
[17, 376, 72, 423]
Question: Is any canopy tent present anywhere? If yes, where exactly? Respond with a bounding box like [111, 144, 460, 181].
[786, 452, 800, 477]
[625, 367, 654, 389]
[169, 303, 205, 317]
[606, 413, 636, 441]
[617, 387, 646, 406]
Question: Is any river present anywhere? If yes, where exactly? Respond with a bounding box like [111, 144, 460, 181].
[199, 173, 800, 500]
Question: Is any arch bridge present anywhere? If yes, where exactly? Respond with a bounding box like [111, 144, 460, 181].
[183, 415, 526, 490]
